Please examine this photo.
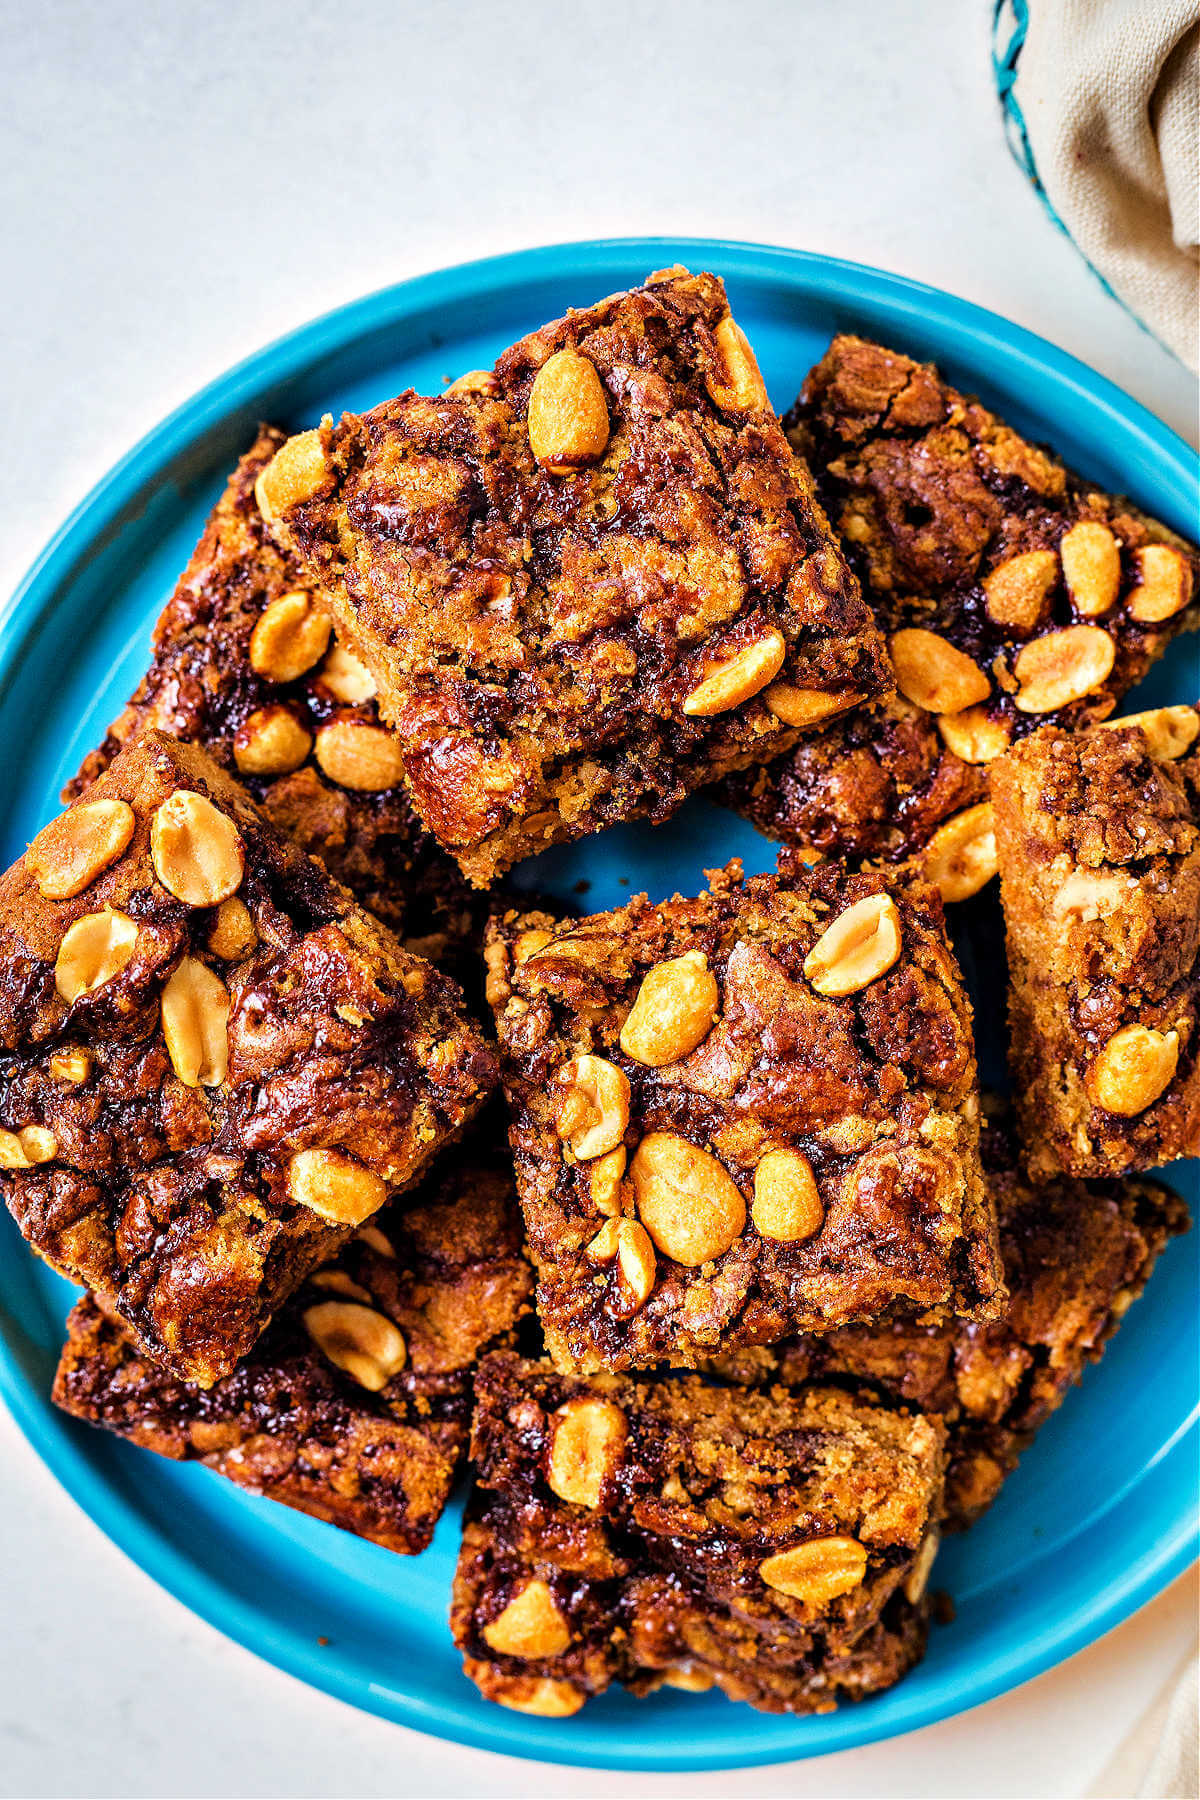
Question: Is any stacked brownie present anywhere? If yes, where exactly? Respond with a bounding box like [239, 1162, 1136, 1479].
[1, 270, 1190, 1724]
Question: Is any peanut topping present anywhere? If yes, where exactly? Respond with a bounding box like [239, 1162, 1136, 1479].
[318, 643, 377, 704]
[1099, 704, 1199, 760]
[619, 950, 719, 1067]
[547, 1397, 627, 1508]
[482, 1578, 571, 1660]
[1086, 1025, 1179, 1116]
[661, 1668, 715, 1693]
[150, 791, 244, 907]
[314, 720, 405, 791]
[1129, 544, 1193, 622]
[764, 684, 864, 728]
[1060, 521, 1121, 616]
[682, 630, 787, 717]
[0, 1126, 59, 1168]
[249, 591, 332, 684]
[904, 1527, 941, 1604]
[890, 630, 991, 715]
[921, 803, 998, 904]
[706, 314, 769, 411]
[1013, 624, 1115, 713]
[287, 1148, 387, 1225]
[253, 430, 328, 522]
[356, 1223, 396, 1257]
[208, 896, 257, 961]
[983, 549, 1058, 632]
[302, 1300, 406, 1391]
[446, 368, 500, 398]
[54, 908, 139, 1002]
[27, 799, 135, 900]
[492, 1677, 583, 1718]
[49, 1048, 92, 1084]
[161, 956, 230, 1088]
[804, 893, 902, 997]
[751, 1149, 823, 1242]
[589, 1145, 628, 1216]
[936, 705, 1011, 764]
[308, 1268, 373, 1303]
[759, 1536, 868, 1604]
[527, 350, 610, 473]
[233, 705, 313, 776]
[585, 1218, 620, 1262]
[614, 1217, 657, 1311]
[555, 1055, 630, 1161]
[630, 1132, 746, 1265]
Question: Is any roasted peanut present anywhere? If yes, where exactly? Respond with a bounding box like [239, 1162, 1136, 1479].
[705, 314, 769, 411]
[619, 951, 719, 1066]
[547, 1397, 627, 1508]
[1012, 625, 1115, 713]
[318, 643, 377, 704]
[490, 1677, 584, 1718]
[614, 1217, 657, 1311]
[287, 1148, 387, 1225]
[904, 1527, 941, 1604]
[921, 803, 998, 904]
[555, 1056, 630, 1160]
[302, 1300, 406, 1391]
[249, 591, 332, 684]
[446, 368, 501, 398]
[660, 1667, 715, 1693]
[589, 1145, 628, 1216]
[682, 630, 786, 717]
[49, 1048, 92, 1084]
[1098, 704, 1199, 760]
[527, 350, 610, 472]
[234, 705, 313, 776]
[207, 896, 257, 961]
[890, 630, 991, 715]
[1086, 1024, 1179, 1116]
[751, 1150, 823, 1242]
[759, 1536, 867, 1604]
[1060, 521, 1121, 616]
[314, 720, 405, 791]
[630, 1132, 746, 1265]
[1129, 544, 1193, 622]
[936, 705, 1011, 764]
[803, 893, 902, 996]
[0, 1126, 58, 1168]
[764, 684, 864, 727]
[254, 430, 328, 521]
[983, 549, 1058, 632]
[54, 908, 139, 1002]
[161, 957, 230, 1088]
[27, 799, 135, 900]
[482, 1579, 571, 1660]
[150, 791, 244, 906]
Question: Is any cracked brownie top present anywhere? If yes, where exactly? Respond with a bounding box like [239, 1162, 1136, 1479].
[254, 271, 890, 885]
[485, 858, 1001, 1373]
[67, 427, 483, 972]
[724, 334, 1198, 894]
[0, 731, 496, 1384]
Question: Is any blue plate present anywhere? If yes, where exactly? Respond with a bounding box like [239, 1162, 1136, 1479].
[0, 239, 1196, 1771]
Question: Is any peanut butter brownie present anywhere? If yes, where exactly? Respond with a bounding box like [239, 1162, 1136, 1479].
[724, 334, 1199, 904]
[66, 427, 482, 969]
[485, 858, 1001, 1373]
[255, 271, 891, 886]
[53, 1134, 532, 1553]
[451, 1352, 943, 1715]
[991, 707, 1200, 1178]
[710, 1106, 1189, 1526]
[0, 732, 496, 1385]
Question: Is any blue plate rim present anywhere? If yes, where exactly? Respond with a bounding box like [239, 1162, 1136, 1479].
[0, 235, 1197, 1772]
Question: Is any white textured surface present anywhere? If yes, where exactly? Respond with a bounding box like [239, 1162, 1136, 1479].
[0, 3, 1195, 1795]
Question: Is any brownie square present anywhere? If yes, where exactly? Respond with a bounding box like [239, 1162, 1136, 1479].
[450, 1352, 943, 1716]
[724, 334, 1199, 904]
[53, 1131, 532, 1554]
[0, 731, 496, 1385]
[991, 708, 1200, 1178]
[710, 1105, 1189, 1527]
[66, 426, 483, 971]
[485, 858, 1001, 1373]
[255, 270, 890, 886]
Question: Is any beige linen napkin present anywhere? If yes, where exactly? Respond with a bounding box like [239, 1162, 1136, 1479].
[996, 0, 1199, 370]
[1087, 1642, 1199, 1799]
